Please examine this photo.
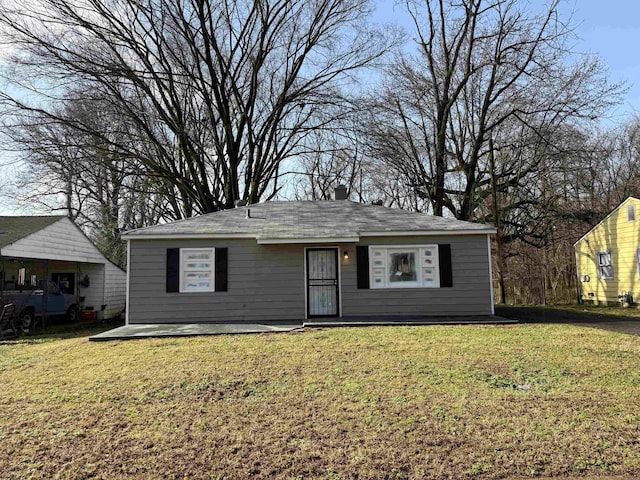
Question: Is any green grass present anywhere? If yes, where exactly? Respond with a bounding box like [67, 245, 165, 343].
[567, 304, 640, 318]
[519, 303, 640, 318]
[1, 324, 639, 479]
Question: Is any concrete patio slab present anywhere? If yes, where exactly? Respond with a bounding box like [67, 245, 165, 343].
[304, 315, 516, 327]
[90, 315, 517, 341]
[89, 322, 303, 341]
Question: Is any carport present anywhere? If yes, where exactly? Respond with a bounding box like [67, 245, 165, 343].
[0, 255, 107, 329]
[0, 215, 126, 330]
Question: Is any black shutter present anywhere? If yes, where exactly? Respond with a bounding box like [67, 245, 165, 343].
[166, 248, 179, 293]
[356, 246, 369, 289]
[215, 248, 228, 292]
[438, 244, 453, 287]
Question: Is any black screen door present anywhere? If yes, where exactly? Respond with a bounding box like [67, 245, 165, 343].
[306, 248, 339, 317]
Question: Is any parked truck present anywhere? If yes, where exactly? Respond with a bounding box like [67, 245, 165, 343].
[1, 281, 79, 331]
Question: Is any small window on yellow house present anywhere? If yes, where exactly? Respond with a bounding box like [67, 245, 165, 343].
[628, 205, 636, 221]
[597, 251, 613, 280]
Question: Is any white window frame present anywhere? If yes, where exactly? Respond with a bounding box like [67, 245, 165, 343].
[637, 247, 640, 280]
[369, 245, 440, 289]
[180, 248, 215, 293]
[628, 205, 636, 222]
[597, 250, 613, 280]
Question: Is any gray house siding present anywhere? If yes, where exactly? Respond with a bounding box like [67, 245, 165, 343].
[128, 239, 305, 323]
[127, 234, 492, 324]
[342, 235, 492, 317]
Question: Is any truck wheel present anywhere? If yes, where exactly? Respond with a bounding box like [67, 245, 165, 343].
[20, 309, 34, 330]
[67, 305, 79, 322]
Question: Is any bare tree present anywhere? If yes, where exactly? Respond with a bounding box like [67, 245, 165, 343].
[4, 95, 164, 265]
[608, 117, 640, 202]
[292, 104, 429, 208]
[358, 0, 625, 306]
[292, 108, 367, 201]
[367, 0, 623, 220]
[0, 0, 396, 218]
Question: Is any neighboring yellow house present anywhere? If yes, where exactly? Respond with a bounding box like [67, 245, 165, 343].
[574, 197, 640, 306]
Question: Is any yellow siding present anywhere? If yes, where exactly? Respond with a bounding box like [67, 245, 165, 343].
[575, 197, 640, 304]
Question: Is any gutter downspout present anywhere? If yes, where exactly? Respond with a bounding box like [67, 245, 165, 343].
[0, 249, 4, 305]
[125, 239, 130, 325]
[487, 234, 495, 316]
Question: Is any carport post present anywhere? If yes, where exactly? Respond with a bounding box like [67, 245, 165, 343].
[42, 259, 49, 329]
[76, 263, 80, 306]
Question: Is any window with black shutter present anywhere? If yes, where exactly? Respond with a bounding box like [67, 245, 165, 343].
[364, 244, 452, 289]
[166, 247, 228, 292]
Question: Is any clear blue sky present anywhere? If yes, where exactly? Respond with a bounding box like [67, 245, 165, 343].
[373, 0, 640, 120]
[560, 0, 640, 118]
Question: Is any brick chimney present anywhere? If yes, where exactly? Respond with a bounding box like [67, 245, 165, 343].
[334, 184, 348, 200]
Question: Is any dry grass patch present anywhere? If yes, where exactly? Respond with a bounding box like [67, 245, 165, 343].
[1, 324, 639, 479]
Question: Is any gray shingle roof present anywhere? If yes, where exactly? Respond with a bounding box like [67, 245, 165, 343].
[123, 201, 495, 241]
[0, 216, 64, 248]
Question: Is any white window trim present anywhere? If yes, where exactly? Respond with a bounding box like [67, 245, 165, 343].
[628, 205, 636, 222]
[369, 245, 440, 289]
[180, 248, 215, 293]
[597, 250, 613, 281]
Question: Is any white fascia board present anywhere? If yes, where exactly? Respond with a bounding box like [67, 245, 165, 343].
[257, 237, 359, 245]
[361, 229, 496, 236]
[121, 233, 256, 240]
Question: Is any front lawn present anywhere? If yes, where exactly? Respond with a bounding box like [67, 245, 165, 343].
[1, 324, 639, 479]
[500, 304, 640, 319]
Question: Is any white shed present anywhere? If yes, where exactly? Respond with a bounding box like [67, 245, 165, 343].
[0, 216, 126, 323]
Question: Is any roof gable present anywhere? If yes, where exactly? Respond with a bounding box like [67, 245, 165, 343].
[123, 201, 495, 241]
[0, 216, 123, 267]
[0, 216, 63, 248]
[573, 197, 640, 246]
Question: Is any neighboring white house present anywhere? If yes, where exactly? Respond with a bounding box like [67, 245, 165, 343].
[0, 216, 126, 322]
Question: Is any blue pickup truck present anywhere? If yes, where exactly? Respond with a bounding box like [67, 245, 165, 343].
[2, 281, 79, 330]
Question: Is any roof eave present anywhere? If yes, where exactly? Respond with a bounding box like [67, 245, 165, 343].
[122, 233, 256, 240]
[257, 236, 360, 245]
[123, 229, 496, 242]
[361, 229, 496, 236]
